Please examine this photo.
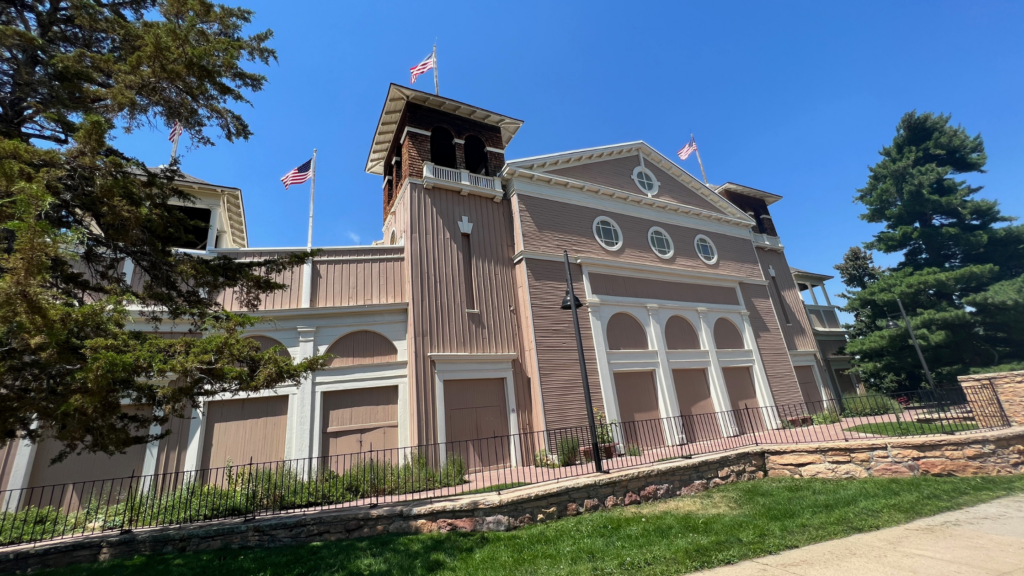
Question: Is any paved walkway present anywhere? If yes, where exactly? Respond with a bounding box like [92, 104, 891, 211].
[698, 495, 1024, 575]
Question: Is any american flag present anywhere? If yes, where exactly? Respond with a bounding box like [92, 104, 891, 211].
[410, 53, 434, 84]
[168, 120, 183, 143]
[677, 135, 698, 161]
[281, 158, 313, 190]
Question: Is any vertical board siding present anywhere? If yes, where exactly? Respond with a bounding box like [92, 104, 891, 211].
[324, 331, 399, 367]
[588, 273, 739, 306]
[755, 248, 818, 351]
[713, 318, 746, 350]
[794, 365, 824, 405]
[405, 184, 521, 444]
[154, 413, 192, 478]
[613, 371, 664, 447]
[665, 316, 701, 350]
[605, 313, 649, 350]
[740, 283, 804, 405]
[200, 396, 289, 470]
[321, 388, 399, 457]
[513, 260, 541, 433]
[312, 248, 406, 308]
[215, 250, 304, 311]
[517, 195, 762, 279]
[526, 258, 604, 431]
[818, 339, 847, 357]
[546, 155, 726, 215]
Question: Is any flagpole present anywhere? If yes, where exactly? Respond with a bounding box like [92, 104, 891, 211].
[307, 149, 317, 249]
[432, 44, 439, 95]
[693, 136, 709, 185]
[170, 136, 179, 164]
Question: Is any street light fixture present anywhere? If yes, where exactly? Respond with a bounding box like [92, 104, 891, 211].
[888, 298, 937, 389]
[560, 250, 603, 473]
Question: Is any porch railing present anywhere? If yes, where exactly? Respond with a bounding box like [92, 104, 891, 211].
[0, 384, 1008, 548]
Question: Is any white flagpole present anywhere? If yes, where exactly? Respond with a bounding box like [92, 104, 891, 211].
[433, 44, 439, 96]
[170, 123, 180, 164]
[307, 149, 317, 249]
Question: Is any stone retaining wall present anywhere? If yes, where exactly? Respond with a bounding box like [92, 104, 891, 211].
[3, 427, 1023, 574]
[960, 371, 1024, 425]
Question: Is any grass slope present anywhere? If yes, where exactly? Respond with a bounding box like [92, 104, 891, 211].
[845, 422, 979, 436]
[44, 476, 1024, 576]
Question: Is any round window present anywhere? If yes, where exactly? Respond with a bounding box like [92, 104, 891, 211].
[631, 166, 659, 195]
[648, 227, 674, 259]
[694, 234, 718, 265]
[593, 217, 623, 251]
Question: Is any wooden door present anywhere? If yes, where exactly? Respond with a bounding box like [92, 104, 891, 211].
[722, 367, 765, 433]
[201, 396, 289, 470]
[672, 369, 721, 442]
[443, 379, 510, 471]
[613, 371, 664, 449]
[321, 387, 399, 469]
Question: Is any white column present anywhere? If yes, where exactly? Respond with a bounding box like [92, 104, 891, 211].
[821, 283, 833, 306]
[291, 327, 317, 462]
[3, 436, 38, 510]
[140, 410, 163, 488]
[646, 305, 683, 444]
[809, 285, 819, 305]
[740, 311, 780, 429]
[586, 303, 619, 423]
[205, 206, 221, 251]
[121, 258, 135, 287]
[697, 308, 737, 436]
[183, 407, 205, 472]
[301, 261, 313, 308]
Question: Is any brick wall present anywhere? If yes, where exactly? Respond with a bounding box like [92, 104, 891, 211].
[960, 371, 1024, 425]
[4, 427, 1022, 573]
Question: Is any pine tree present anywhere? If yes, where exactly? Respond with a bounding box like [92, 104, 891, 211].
[839, 111, 1024, 392]
[0, 1, 328, 460]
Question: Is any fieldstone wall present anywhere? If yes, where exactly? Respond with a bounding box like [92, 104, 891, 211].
[3, 427, 1023, 574]
[960, 371, 1024, 425]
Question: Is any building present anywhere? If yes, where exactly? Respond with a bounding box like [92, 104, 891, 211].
[0, 84, 860, 493]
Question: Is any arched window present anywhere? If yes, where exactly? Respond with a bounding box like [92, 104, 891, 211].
[713, 318, 745, 350]
[325, 331, 398, 367]
[665, 316, 701, 350]
[606, 313, 648, 350]
[430, 127, 457, 169]
[389, 230, 398, 245]
[246, 336, 291, 358]
[464, 135, 488, 175]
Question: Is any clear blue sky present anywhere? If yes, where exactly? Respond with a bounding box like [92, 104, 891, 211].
[119, 0, 1024, 306]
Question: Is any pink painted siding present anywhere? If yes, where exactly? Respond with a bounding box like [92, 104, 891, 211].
[215, 250, 305, 311]
[588, 273, 739, 306]
[739, 283, 803, 405]
[754, 248, 817, 351]
[324, 331, 398, 367]
[516, 195, 762, 280]
[546, 155, 726, 215]
[664, 316, 701, 350]
[311, 248, 405, 307]
[200, 396, 289, 469]
[525, 258, 604, 431]
[606, 312, 649, 350]
[404, 184, 522, 444]
[713, 318, 745, 350]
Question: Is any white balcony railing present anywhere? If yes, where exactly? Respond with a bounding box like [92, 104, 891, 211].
[751, 231, 784, 250]
[422, 162, 502, 196]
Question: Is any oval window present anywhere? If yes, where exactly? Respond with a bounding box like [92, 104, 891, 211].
[632, 166, 659, 195]
[648, 227, 674, 259]
[694, 234, 718, 264]
[593, 217, 623, 251]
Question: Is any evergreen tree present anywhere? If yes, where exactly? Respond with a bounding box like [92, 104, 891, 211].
[0, 0, 327, 461]
[839, 111, 1024, 392]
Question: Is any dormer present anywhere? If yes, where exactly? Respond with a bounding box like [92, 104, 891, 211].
[147, 168, 249, 251]
[365, 84, 524, 218]
[715, 182, 783, 250]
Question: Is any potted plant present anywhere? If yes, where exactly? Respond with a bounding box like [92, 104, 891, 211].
[581, 409, 618, 461]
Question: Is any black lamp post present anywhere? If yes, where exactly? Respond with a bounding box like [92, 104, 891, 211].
[560, 250, 603, 473]
[887, 298, 937, 389]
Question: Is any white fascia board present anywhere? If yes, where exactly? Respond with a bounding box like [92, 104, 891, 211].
[508, 175, 754, 238]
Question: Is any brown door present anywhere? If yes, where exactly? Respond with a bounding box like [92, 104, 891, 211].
[794, 366, 824, 408]
[613, 371, 664, 449]
[443, 379, 510, 471]
[321, 387, 399, 468]
[723, 367, 765, 433]
[201, 396, 289, 470]
[672, 369, 721, 442]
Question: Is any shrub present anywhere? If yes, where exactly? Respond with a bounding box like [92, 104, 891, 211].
[593, 409, 616, 445]
[842, 395, 903, 417]
[556, 436, 581, 466]
[626, 444, 643, 457]
[533, 450, 557, 468]
[811, 410, 841, 425]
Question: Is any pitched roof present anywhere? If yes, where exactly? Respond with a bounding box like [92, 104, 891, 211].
[714, 182, 783, 206]
[790, 267, 834, 281]
[365, 84, 524, 175]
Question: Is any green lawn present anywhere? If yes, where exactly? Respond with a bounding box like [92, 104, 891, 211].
[845, 421, 979, 436]
[43, 476, 1024, 576]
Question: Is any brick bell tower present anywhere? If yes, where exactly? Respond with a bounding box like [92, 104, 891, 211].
[365, 85, 531, 448]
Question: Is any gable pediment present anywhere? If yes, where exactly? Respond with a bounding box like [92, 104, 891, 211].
[505, 142, 749, 221]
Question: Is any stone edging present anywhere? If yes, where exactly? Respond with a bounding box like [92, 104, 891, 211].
[3, 427, 1023, 574]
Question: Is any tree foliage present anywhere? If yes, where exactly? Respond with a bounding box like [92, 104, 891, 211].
[0, 0, 327, 461]
[838, 111, 1024, 392]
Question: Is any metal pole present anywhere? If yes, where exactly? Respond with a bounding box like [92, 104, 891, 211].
[897, 298, 937, 389]
[563, 250, 603, 473]
[432, 44, 439, 96]
[307, 149, 317, 249]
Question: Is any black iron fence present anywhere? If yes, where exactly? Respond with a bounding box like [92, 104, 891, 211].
[0, 384, 1009, 548]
